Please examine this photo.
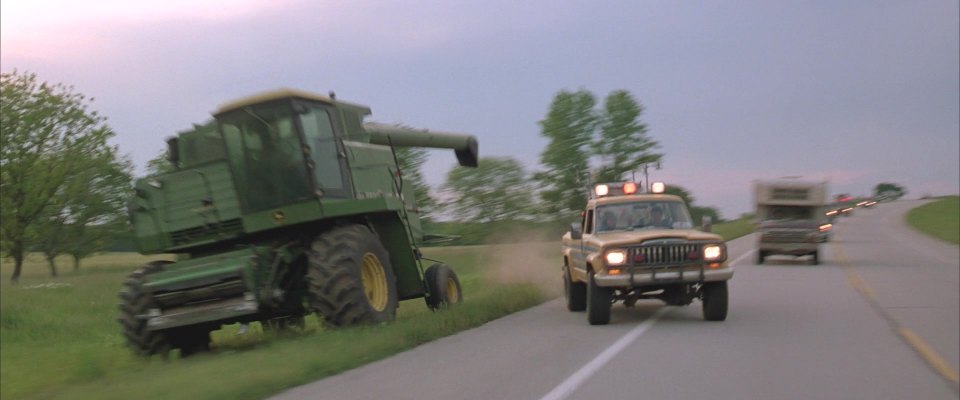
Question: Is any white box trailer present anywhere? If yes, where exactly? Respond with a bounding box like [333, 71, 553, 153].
[753, 180, 829, 265]
[754, 180, 828, 221]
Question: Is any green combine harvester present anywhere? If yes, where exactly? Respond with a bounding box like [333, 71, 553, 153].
[120, 89, 478, 357]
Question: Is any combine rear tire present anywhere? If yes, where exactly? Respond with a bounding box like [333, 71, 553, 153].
[425, 263, 463, 310]
[307, 224, 398, 326]
[702, 281, 729, 321]
[118, 261, 175, 357]
[564, 267, 587, 312]
[586, 271, 611, 325]
[757, 250, 766, 264]
[812, 250, 820, 265]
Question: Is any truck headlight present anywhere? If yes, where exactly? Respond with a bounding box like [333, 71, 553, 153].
[703, 245, 723, 261]
[605, 250, 627, 266]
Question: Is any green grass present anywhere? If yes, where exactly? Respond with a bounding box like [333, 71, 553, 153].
[906, 196, 959, 244]
[712, 217, 755, 241]
[1, 245, 557, 400]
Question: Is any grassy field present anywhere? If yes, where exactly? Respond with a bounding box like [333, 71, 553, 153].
[0, 245, 558, 400]
[712, 217, 755, 241]
[0, 220, 752, 400]
[906, 196, 960, 244]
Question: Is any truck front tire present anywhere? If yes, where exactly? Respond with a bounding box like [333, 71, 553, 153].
[702, 281, 728, 321]
[564, 267, 587, 312]
[587, 271, 611, 325]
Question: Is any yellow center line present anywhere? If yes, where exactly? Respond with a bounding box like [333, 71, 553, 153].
[833, 240, 959, 385]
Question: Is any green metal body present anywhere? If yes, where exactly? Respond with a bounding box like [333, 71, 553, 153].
[128, 88, 477, 330]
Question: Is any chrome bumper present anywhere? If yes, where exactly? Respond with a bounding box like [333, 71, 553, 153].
[594, 266, 734, 287]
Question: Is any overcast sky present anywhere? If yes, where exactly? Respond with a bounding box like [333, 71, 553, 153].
[2, 0, 958, 218]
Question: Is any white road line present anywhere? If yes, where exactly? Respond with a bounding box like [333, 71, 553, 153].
[538, 307, 670, 400]
[729, 248, 756, 266]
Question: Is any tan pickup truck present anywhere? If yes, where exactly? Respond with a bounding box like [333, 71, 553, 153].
[561, 182, 734, 325]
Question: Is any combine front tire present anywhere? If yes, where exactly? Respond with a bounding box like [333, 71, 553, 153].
[118, 261, 175, 357]
[425, 263, 462, 310]
[586, 271, 611, 325]
[307, 224, 398, 326]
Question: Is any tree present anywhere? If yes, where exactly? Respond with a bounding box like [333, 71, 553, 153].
[0, 71, 118, 284]
[664, 185, 695, 206]
[873, 183, 906, 200]
[442, 157, 533, 223]
[593, 90, 662, 183]
[31, 198, 70, 277]
[689, 206, 721, 225]
[62, 152, 133, 270]
[535, 90, 597, 220]
[395, 147, 438, 220]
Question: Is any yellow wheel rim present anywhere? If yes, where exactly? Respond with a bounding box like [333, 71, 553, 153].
[360, 252, 388, 312]
[446, 277, 460, 303]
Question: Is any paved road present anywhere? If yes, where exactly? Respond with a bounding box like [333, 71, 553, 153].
[273, 200, 959, 400]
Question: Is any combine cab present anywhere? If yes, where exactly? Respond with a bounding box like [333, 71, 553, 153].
[120, 89, 477, 357]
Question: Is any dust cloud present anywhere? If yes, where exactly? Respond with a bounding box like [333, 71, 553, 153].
[478, 226, 564, 297]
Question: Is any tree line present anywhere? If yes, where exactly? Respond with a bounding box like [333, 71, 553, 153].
[2, 71, 727, 283]
[1, 71, 132, 283]
[427, 89, 720, 230]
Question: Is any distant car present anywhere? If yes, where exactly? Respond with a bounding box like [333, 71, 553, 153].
[818, 223, 832, 242]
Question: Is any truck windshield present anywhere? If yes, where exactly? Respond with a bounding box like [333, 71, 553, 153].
[764, 206, 814, 221]
[220, 103, 313, 212]
[596, 201, 693, 232]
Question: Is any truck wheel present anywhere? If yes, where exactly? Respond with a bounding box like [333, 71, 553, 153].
[701, 281, 728, 321]
[812, 250, 820, 265]
[425, 263, 462, 310]
[756, 250, 765, 264]
[564, 267, 587, 312]
[586, 271, 611, 325]
[307, 224, 398, 326]
[118, 261, 175, 357]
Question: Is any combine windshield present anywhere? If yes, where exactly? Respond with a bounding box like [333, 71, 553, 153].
[220, 103, 313, 212]
[596, 201, 693, 232]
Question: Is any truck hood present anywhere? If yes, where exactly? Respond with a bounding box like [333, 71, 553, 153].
[598, 229, 723, 247]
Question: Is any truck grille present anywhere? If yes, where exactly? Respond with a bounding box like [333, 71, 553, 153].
[629, 244, 701, 266]
[170, 218, 243, 245]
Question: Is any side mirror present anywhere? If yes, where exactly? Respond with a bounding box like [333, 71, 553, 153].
[570, 222, 583, 240]
[166, 136, 180, 168]
[701, 216, 713, 233]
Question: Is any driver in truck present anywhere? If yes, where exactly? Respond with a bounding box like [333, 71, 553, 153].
[649, 206, 670, 228]
[600, 212, 617, 231]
